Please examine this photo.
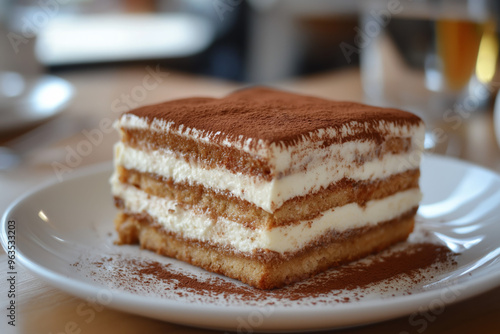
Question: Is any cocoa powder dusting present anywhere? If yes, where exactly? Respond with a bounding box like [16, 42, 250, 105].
[131, 260, 265, 301]
[127, 87, 422, 148]
[73, 242, 457, 305]
[278, 243, 454, 300]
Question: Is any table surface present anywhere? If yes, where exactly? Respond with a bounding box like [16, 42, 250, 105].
[1, 67, 500, 334]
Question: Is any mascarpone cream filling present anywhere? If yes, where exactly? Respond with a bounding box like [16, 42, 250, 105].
[115, 142, 421, 213]
[111, 175, 421, 254]
[116, 114, 425, 168]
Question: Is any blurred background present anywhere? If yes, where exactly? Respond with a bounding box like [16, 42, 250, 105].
[1, 0, 364, 81]
[1, 0, 498, 81]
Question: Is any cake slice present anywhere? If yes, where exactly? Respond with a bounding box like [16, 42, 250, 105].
[111, 87, 425, 289]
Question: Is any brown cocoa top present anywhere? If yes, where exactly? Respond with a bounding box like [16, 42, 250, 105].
[126, 87, 422, 146]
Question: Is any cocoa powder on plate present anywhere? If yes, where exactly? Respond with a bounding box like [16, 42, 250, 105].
[73, 242, 457, 304]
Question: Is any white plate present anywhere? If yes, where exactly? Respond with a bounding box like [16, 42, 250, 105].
[2, 155, 500, 332]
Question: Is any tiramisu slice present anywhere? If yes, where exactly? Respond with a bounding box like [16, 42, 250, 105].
[111, 87, 425, 289]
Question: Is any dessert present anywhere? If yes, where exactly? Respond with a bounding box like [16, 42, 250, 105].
[111, 87, 425, 289]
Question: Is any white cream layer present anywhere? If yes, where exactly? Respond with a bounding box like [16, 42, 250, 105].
[116, 113, 425, 172]
[111, 175, 421, 254]
[115, 142, 422, 213]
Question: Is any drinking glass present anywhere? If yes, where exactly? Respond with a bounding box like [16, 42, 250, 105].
[359, 0, 498, 150]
